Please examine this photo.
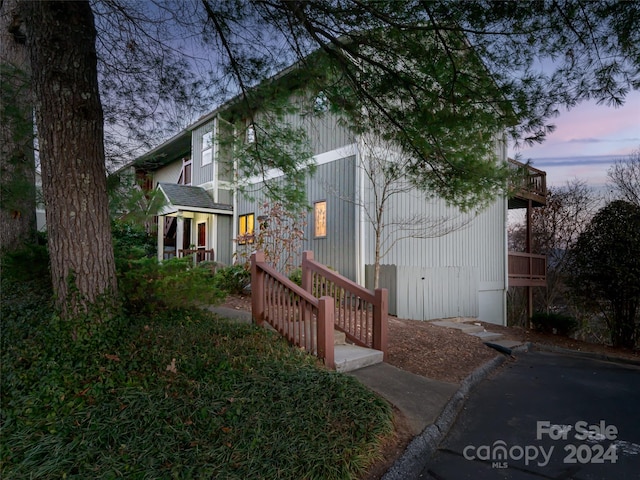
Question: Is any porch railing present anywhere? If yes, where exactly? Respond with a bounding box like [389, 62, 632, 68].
[251, 251, 335, 369]
[301, 251, 388, 359]
[508, 158, 547, 206]
[508, 252, 547, 287]
[179, 248, 214, 263]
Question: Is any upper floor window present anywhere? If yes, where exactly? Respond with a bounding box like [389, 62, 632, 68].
[202, 131, 213, 166]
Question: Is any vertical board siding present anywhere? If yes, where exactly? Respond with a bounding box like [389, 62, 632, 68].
[362, 189, 506, 284]
[278, 95, 355, 155]
[358, 142, 507, 322]
[191, 120, 215, 187]
[365, 264, 398, 315]
[218, 189, 233, 205]
[237, 156, 357, 278]
[366, 264, 479, 320]
[394, 266, 479, 320]
[216, 215, 233, 265]
[306, 156, 356, 279]
[295, 111, 354, 156]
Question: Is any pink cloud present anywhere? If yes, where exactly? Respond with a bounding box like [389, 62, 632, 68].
[512, 91, 640, 159]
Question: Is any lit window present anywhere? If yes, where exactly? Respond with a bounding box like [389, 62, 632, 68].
[238, 213, 255, 245]
[202, 131, 213, 166]
[314, 201, 327, 238]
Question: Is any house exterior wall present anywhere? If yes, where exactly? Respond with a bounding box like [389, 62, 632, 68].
[363, 201, 507, 323]
[138, 83, 510, 325]
[191, 120, 215, 186]
[247, 93, 354, 157]
[282, 100, 354, 156]
[216, 215, 233, 265]
[236, 154, 357, 279]
[153, 160, 183, 186]
[359, 153, 508, 324]
[366, 265, 480, 320]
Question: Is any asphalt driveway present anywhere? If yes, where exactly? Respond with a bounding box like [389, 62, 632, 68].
[420, 351, 640, 480]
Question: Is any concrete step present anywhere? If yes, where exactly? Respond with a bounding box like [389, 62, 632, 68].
[334, 329, 346, 345]
[470, 330, 504, 342]
[334, 345, 384, 373]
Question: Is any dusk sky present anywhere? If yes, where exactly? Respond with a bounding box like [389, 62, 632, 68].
[508, 91, 640, 187]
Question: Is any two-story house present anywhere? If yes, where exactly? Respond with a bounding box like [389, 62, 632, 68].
[132, 67, 546, 326]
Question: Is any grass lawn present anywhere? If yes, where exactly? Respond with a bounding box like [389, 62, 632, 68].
[1, 283, 394, 479]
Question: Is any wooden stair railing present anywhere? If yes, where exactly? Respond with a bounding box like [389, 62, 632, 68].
[301, 251, 388, 360]
[251, 251, 335, 369]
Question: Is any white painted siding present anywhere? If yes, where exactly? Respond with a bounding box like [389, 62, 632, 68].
[254, 94, 354, 156]
[191, 120, 215, 186]
[153, 160, 182, 186]
[358, 140, 508, 324]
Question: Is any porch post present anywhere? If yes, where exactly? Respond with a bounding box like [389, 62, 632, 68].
[251, 251, 265, 326]
[318, 296, 335, 370]
[157, 215, 164, 262]
[302, 250, 313, 294]
[176, 213, 184, 257]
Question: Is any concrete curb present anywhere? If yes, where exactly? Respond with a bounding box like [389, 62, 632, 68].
[379, 340, 640, 479]
[382, 344, 530, 480]
[532, 342, 640, 367]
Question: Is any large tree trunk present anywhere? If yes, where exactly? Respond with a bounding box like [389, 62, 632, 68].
[22, 0, 117, 317]
[0, 0, 36, 252]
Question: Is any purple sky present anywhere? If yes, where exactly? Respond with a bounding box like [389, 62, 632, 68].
[508, 91, 640, 187]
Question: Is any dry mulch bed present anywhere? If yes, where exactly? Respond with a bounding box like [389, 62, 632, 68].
[220, 294, 640, 380]
[220, 294, 499, 383]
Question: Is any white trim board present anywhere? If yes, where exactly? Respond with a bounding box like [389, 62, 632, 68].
[241, 143, 357, 186]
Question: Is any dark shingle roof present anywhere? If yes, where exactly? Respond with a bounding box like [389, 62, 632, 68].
[158, 183, 233, 212]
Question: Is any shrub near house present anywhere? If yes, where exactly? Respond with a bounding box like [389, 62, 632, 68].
[568, 200, 640, 349]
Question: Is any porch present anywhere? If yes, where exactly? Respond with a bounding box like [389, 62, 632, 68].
[507, 158, 547, 209]
[156, 182, 233, 265]
[507, 159, 548, 320]
[163, 247, 215, 263]
[507, 158, 548, 289]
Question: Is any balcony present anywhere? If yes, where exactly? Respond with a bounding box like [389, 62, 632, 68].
[508, 252, 547, 287]
[508, 159, 547, 209]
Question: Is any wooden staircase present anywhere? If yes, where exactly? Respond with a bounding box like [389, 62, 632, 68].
[251, 250, 388, 371]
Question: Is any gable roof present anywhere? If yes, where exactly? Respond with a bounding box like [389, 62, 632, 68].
[158, 183, 233, 215]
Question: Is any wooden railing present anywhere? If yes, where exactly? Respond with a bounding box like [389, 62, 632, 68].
[508, 159, 547, 206]
[178, 248, 214, 263]
[508, 252, 547, 287]
[301, 251, 388, 359]
[251, 251, 335, 369]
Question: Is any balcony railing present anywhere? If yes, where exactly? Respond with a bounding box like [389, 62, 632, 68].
[508, 159, 547, 208]
[508, 252, 547, 287]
